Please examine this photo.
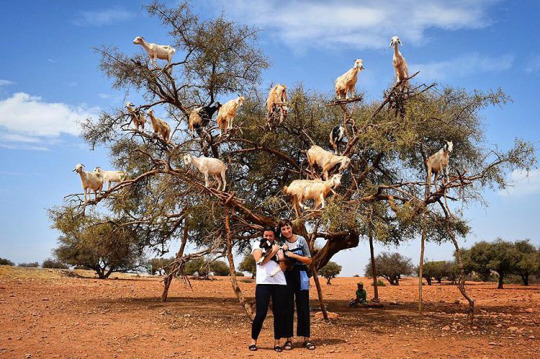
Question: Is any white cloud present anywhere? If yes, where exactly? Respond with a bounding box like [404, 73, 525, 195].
[0, 92, 99, 149]
[413, 53, 514, 81]
[207, 0, 494, 51]
[499, 169, 540, 197]
[0, 80, 14, 86]
[72, 8, 134, 27]
[524, 55, 540, 74]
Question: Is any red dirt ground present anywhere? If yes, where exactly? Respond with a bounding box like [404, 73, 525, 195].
[1, 266, 538, 359]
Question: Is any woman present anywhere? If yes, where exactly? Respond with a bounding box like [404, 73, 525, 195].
[249, 226, 288, 352]
[278, 218, 316, 350]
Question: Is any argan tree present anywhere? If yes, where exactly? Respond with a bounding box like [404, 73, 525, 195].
[365, 252, 414, 285]
[318, 261, 342, 285]
[54, 1, 536, 318]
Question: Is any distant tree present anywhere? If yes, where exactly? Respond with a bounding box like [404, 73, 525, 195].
[513, 240, 539, 286]
[210, 260, 230, 276]
[239, 255, 256, 279]
[365, 252, 413, 285]
[463, 239, 521, 289]
[42, 258, 69, 269]
[18, 262, 39, 268]
[49, 206, 145, 279]
[185, 258, 210, 277]
[0, 258, 15, 266]
[318, 261, 342, 285]
[420, 260, 455, 285]
[148, 257, 175, 275]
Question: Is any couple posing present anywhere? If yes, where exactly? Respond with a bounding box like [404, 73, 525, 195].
[249, 218, 316, 352]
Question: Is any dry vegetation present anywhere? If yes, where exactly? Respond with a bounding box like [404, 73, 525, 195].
[1, 266, 539, 358]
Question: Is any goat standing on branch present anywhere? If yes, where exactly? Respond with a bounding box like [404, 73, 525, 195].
[93, 167, 127, 190]
[126, 102, 146, 131]
[216, 96, 244, 135]
[307, 145, 351, 180]
[329, 125, 345, 154]
[426, 141, 453, 193]
[73, 164, 103, 205]
[188, 102, 222, 134]
[133, 36, 176, 73]
[266, 84, 288, 128]
[183, 154, 227, 191]
[390, 36, 409, 92]
[335, 59, 364, 100]
[147, 109, 171, 143]
[283, 174, 342, 215]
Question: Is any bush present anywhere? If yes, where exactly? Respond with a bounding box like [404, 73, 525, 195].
[353, 274, 360, 277]
[18, 262, 39, 268]
[0, 258, 15, 266]
[210, 260, 230, 276]
[42, 258, 69, 269]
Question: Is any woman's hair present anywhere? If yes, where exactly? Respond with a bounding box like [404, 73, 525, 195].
[277, 219, 294, 242]
[262, 226, 277, 237]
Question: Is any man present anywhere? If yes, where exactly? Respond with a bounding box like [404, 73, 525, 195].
[348, 282, 368, 307]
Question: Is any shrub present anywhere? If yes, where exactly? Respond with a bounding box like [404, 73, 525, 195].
[18, 262, 39, 268]
[0, 258, 15, 266]
[42, 258, 69, 269]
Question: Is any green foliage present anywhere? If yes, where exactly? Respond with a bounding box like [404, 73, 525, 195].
[147, 257, 175, 275]
[318, 261, 342, 284]
[364, 252, 414, 285]
[185, 258, 209, 277]
[0, 258, 15, 266]
[461, 239, 533, 288]
[239, 255, 256, 279]
[49, 206, 145, 279]
[420, 260, 457, 285]
[18, 262, 39, 268]
[210, 260, 230, 276]
[42, 258, 69, 269]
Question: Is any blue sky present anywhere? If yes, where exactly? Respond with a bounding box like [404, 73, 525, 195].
[1, 0, 539, 276]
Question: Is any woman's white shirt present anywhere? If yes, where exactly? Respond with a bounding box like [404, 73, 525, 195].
[252, 244, 287, 285]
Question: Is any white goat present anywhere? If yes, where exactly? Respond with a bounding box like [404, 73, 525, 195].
[426, 141, 453, 192]
[147, 109, 171, 143]
[390, 36, 409, 91]
[266, 84, 288, 126]
[307, 145, 351, 180]
[133, 36, 176, 73]
[126, 102, 146, 130]
[283, 174, 342, 215]
[73, 164, 103, 205]
[93, 167, 127, 190]
[216, 96, 245, 135]
[183, 154, 227, 191]
[335, 59, 364, 100]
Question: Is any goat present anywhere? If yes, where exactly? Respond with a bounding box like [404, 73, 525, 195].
[335, 59, 364, 100]
[93, 167, 127, 190]
[426, 141, 453, 192]
[133, 36, 176, 73]
[73, 164, 103, 205]
[283, 174, 342, 215]
[389, 36, 409, 91]
[307, 145, 351, 180]
[126, 102, 146, 130]
[266, 84, 288, 126]
[216, 96, 245, 135]
[329, 125, 345, 154]
[188, 102, 222, 134]
[183, 154, 227, 191]
[147, 109, 171, 143]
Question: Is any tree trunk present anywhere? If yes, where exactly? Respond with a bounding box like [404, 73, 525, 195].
[418, 215, 426, 314]
[521, 274, 529, 286]
[224, 205, 254, 320]
[368, 230, 379, 302]
[311, 271, 328, 320]
[326, 277, 332, 285]
[425, 277, 432, 285]
[162, 223, 188, 302]
[310, 230, 359, 270]
[497, 272, 504, 289]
